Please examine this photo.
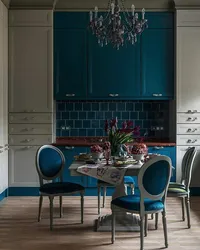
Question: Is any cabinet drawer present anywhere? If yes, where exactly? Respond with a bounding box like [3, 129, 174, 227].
[177, 135, 200, 146]
[9, 124, 52, 135]
[9, 135, 52, 145]
[177, 124, 200, 135]
[177, 113, 200, 123]
[9, 113, 52, 124]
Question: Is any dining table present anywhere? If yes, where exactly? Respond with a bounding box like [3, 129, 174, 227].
[69, 158, 144, 232]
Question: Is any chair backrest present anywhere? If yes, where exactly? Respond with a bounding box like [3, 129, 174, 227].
[181, 147, 195, 187]
[35, 145, 65, 186]
[183, 148, 197, 191]
[138, 155, 172, 215]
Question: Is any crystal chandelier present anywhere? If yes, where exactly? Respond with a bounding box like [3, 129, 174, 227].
[89, 0, 148, 50]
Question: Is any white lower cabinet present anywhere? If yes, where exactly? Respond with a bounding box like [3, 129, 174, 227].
[9, 146, 40, 187]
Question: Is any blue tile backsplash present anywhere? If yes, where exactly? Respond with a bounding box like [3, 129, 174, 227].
[56, 101, 169, 138]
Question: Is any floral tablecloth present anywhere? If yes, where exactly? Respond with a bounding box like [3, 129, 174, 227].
[77, 162, 137, 185]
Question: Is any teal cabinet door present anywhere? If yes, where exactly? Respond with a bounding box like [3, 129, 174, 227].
[57, 146, 87, 186]
[54, 29, 87, 100]
[141, 28, 174, 99]
[148, 146, 176, 182]
[88, 35, 140, 99]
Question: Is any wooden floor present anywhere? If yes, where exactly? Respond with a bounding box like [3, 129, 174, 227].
[1, 196, 200, 250]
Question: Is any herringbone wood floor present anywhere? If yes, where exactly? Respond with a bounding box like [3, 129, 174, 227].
[0, 196, 200, 250]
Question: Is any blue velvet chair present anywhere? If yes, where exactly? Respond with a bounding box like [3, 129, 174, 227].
[111, 156, 172, 250]
[35, 145, 85, 230]
[97, 176, 135, 215]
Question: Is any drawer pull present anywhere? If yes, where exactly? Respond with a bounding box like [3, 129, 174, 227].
[109, 94, 119, 97]
[187, 128, 192, 132]
[193, 139, 197, 143]
[154, 146, 164, 149]
[23, 117, 29, 120]
[193, 110, 198, 113]
[187, 110, 192, 113]
[65, 146, 74, 150]
[187, 139, 192, 143]
[22, 139, 34, 143]
[66, 94, 75, 97]
[193, 128, 197, 132]
[23, 146, 33, 150]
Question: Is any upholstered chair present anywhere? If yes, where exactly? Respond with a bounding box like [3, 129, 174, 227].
[97, 176, 135, 215]
[111, 156, 172, 250]
[35, 145, 85, 230]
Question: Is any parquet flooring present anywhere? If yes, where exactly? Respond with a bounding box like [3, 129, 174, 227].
[0, 196, 200, 250]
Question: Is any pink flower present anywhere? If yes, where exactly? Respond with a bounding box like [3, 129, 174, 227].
[91, 144, 103, 153]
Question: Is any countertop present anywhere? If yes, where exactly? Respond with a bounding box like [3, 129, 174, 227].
[52, 137, 176, 147]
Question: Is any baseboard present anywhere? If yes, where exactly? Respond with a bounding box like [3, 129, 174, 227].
[0, 188, 8, 202]
[8, 187, 116, 196]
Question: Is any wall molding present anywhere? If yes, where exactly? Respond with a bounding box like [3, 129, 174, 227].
[174, 0, 200, 9]
[0, 188, 8, 202]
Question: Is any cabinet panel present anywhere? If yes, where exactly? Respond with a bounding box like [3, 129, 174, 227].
[9, 10, 52, 27]
[177, 10, 200, 27]
[9, 135, 52, 146]
[177, 124, 200, 135]
[54, 29, 87, 100]
[88, 34, 140, 99]
[148, 146, 176, 182]
[9, 146, 40, 186]
[177, 113, 200, 123]
[177, 27, 200, 112]
[177, 135, 200, 146]
[9, 124, 52, 135]
[9, 113, 52, 124]
[9, 27, 53, 112]
[141, 29, 174, 99]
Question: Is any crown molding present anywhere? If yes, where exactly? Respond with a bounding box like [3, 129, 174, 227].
[1, 0, 10, 8]
[174, 0, 200, 9]
[8, 0, 174, 10]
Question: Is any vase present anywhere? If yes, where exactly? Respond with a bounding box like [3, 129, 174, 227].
[132, 154, 145, 164]
[91, 152, 103, 162]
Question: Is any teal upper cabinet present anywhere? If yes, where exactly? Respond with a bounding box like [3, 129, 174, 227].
[54, 12, 87, 100]
[141, 12, 174, 99]
[88, 34, 140, 99]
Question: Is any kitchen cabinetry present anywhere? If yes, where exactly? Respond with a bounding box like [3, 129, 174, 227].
[88, 34, 140, 99]
[57, 146, 97, 187]
[148, 146, 176, 182]
[0, 1, 8, 194]
[8, 10, 54, 188]
[54, 12, 174, 100]
[176, 10, 200, 185]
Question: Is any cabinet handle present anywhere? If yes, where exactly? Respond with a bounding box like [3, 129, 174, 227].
[23, 117, 29, 120]
[192, 117, 197, 121]
[154, 146, 164, 149]
[187, 110, 192, 113]
[193, 128, 197, 132]
[109, 94, 119, 97]
[192, 139, 197, 143]
[22, 139, 34, 143]
[187, 139, 192, 143]
[158, 94, 162, 96]
[65, 146, 74, 150]
[153, 94, 162, 97]
[23, 146, 33, 150]
[66, 94, 75, 97]
[187, 128, 192, 132]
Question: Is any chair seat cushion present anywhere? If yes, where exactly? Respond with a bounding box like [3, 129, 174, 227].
[97, 176, 135, 186]
[111, 195, 164, 212]
[167, 186, 188, 196]
[169, 182, 185, 189]
[39, 182, 84, 194]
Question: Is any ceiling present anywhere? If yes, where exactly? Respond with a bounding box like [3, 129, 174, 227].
[2, 0, 200, 9]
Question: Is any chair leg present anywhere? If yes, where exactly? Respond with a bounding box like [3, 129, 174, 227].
[185, 196, 191, 228]
[151, 214, 154, 220]
[49, 196, 54, 231]
[111, 209, 115, 244]
[155, 213, 159, 230]
[59, 196, 63, 218]
[38, 195, 43, 222]
[162, 210, 168, 248]
[181, 197, 185, 221]
[97, 186, 101, 215]
[81, 192, 84, 224]
[103, 187, 106, 208]
[145, 214, 148, 237]
[140, 215, 144, 250]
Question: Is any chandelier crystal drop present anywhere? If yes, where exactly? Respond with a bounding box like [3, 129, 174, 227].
[89, 0, 148, 50]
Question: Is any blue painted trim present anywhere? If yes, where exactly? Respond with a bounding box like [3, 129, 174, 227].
[0, 188, 8, 202]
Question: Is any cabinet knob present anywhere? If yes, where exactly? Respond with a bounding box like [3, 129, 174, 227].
[66, 94, 75, 97]
[153, 94, 158, 96]
[154, 146, 164, 149]
[109, 94, 119, 97]
[65, 146, 74, 150]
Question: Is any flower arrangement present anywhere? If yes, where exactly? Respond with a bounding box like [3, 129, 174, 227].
[103, 141, 111, 165]
[131, 143, 148, 155]
[105, 117, 140, 156]
[90, 144, 103, 153]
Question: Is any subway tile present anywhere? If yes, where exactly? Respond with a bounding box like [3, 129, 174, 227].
[92, 103, 99, 111]
[56, 129, 61, 137]
[130, 112, 138, 119]
[96, 112, 104, 119]
[117, 102, 126, 111]
[126, 102, 134, 111]
[143, 102, 152, 111]
[79, 111, 87, 119]
[135, 103, 143, 111]
[56, 120, 65, 128]
[75, 103, 82, 111]
[100, 103, 108, 111]
[112, 112, 121, 119]
[79, 129, 87, 136]
[56, 112, 61, 120]
[62, 130, 70, 136]
[139, 112, 147, 120]
[87, 129, 95, 136]
[66, 120, 74, 128]
[135, 120, 143, 128]
[57, 103, 66, 111]
[91, 120, 99, 128]
[83, 103, 91, 111]
[105, 111, 112, 119]
[122, 112, 130, 120]
[109, 103, 117, 111]
[70, 129, 79, 136]
[70, 112, 78, 120]
[96, 129, 104, 136]
[87, 112, 96, 119]
[66, 103, 74, 111]
[83, 120, 91, 128]
[62, 112, 69, 119]
[75, 120, 82, 128]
